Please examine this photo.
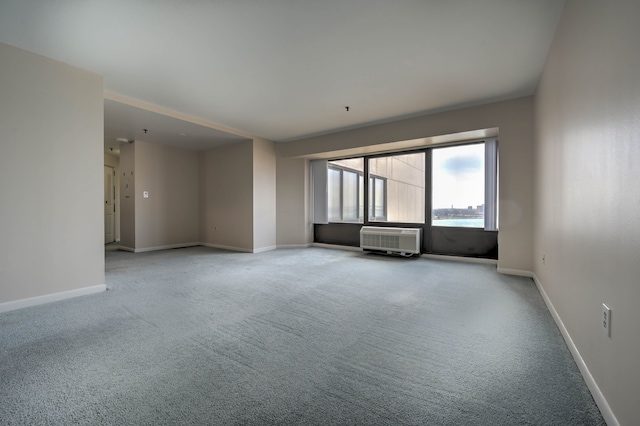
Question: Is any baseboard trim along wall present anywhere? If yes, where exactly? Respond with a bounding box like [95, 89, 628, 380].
[199, 242, 253, 253]
[276, 243, 313, 249]
[497, 267, 534, 277]
[134, 242, 200, 253]
[0, 284, 107, 314]
[532, 273, 619, 426]
[253, 245, 277, 253]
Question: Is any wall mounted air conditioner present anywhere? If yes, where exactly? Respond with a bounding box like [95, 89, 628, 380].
[359, 226, 421, 256]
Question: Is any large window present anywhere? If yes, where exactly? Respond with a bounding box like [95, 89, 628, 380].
[315, 140, 497, 230]
[369, 152, 425, 223]
[431, 144, 485, 228]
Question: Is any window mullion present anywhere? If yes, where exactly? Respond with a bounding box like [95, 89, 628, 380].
[339, 170, 344, 222]
[364, 159, 370, 225]
[425, 149, 432, 252]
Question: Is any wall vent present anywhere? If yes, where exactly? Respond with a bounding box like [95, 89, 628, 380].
[359, 226, 420, 256]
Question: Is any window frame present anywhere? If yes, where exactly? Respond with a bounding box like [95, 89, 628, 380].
[431, 141, 487, 229]
[314, 139, 499, 258]
[327, 162, 366, 224]
[368, 175, 387, 222]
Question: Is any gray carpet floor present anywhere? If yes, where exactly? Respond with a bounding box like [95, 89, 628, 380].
[0, 246, 605, 425]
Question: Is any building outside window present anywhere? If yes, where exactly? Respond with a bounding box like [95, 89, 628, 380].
[368, 152, 425, 223]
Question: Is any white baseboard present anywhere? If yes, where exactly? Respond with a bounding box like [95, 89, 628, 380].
[497, 267, 534, 277]
[0, 284, 107, 314]
[199, 242, 253, 253]
[133, 242, 200, 253]
[118, 245, 135, 252]
[532, 273, 618, 426]
[253, 245, 277, 253]
[277, 243, 313, 249]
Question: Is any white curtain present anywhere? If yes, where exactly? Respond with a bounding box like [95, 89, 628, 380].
[484, 139, 498, 231]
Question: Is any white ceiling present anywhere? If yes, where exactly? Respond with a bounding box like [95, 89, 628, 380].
[104, 98, 250, 154]
[0, 0, 565, 151]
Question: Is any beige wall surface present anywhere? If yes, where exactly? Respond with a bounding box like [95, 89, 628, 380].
[276, 157, 311, 247]
[252, 138, 277, 251]
[199, 141, 254, 251]
[279, 97, 534, 271]
[0, 42, 104, 304]
[133, 141, 199, 250]
[533, 1, 640, 424]
[119, 142, 136, 250]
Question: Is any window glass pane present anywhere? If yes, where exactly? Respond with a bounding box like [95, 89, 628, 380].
[343, 171, 358, 221]
[328, 168, 341, 222]
[374, 178, 385, 218]
[368, 177, 374, 219]
[368, 152, 425, 223]
[432, 143, 485, 228]
[328, 158, 364, 223]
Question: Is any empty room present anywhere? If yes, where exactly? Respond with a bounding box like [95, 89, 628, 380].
[1, 1, 638, 424]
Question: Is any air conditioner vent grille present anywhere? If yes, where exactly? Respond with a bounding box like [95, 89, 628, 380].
[362, 234, 400, 249]
[359, 227, 420, 255]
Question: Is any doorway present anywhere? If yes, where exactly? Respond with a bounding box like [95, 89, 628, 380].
[104, 165, 115, 244]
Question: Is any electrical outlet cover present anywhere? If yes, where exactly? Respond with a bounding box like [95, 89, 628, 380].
[602, 303, 611, 337]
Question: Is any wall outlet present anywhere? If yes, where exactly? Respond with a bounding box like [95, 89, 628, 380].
[602, 303, 611, 337]
[143, 191, 149, 198]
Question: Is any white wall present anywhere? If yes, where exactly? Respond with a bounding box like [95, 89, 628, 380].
[253, 138, 277, 251]
[278, 97, 534, 272]
[134, 140, 199, 251]
[533, 1, 640, 424]
[276, 157, 311, 247]
[0, 42, 104, 305]
[199, 141, 254, 252]
[199, 139, 277, 253]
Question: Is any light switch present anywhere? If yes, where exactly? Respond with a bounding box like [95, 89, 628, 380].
[143, 191, 149, 198]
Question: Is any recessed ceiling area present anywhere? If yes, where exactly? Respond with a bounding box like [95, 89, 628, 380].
[0, 1, 565, 143]
[104, 99, 250, 155]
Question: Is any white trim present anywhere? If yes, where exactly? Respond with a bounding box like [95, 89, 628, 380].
[421, 253, 498, 265]
[118, 245, 135, 252]
[532, 273, 618, 426]
[488, 268, 618, 424]
[497, 268, 534, 277]
[133, 242, 200, 253]
[104, 91, 256, 140]
[312, 243, 362, 252]
[0, 284, 107, 314]
[253, 245, 277, 253]
[277, 243, 313, 249]
[199, 242, 253, 253]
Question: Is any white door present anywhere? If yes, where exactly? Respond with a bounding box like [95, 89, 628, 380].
[104, 166, 115, 244]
